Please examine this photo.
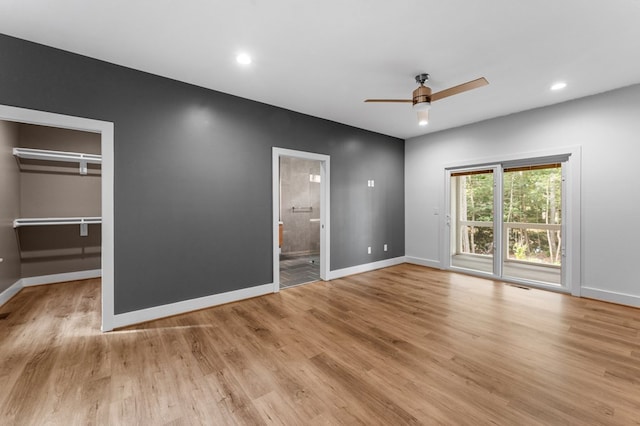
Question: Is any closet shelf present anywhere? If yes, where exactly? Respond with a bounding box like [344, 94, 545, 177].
[14, 217, 101, 237]
[13, 217, 102, 228]
[13, 147, 101, 175]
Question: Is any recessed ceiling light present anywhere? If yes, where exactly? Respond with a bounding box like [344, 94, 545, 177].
[236, 53, 252, 65]
[550, 82, 567, 91]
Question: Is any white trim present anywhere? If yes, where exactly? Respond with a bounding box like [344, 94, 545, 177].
[493, 166, 504, 278]
[581, 287, 640, 309]
[112, 283, 274, 329]
[443, 146, 580, 170]
[272, 148, 330, 291]
[564, 148, 582, 297]
[327, 256, 406, 280]
[0, 280, 23, 307]
[0, 104, 115, 332]
[21, 269, 102, 287]
[100, 122, 115, 331]
[405, 256, 442, 269]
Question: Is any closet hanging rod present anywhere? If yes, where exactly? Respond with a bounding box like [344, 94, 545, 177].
[13, 147, 102, 164]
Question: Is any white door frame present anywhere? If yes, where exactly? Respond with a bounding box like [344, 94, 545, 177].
[0, 105, 115, 331]
[272, 147, 330, 291]
[443, 146, 581, 296]
[444, 164, 501, 278]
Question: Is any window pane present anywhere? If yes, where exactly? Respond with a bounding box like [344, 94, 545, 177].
[502, 165, 562, 284]
[450, 170, 494, 274]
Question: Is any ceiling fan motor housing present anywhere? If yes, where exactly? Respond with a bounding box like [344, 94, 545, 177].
[413, 85, 432, 106]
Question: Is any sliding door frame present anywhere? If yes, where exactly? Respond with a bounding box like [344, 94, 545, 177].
[443, 146, 581, 296]
[446, 165, 502, 278]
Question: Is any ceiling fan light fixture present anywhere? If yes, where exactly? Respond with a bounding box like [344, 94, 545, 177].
[550, 81, 567, 91]
[417, 109, 429, 126]
[413, 93, 431, 126]
[412, 101, 431, 112]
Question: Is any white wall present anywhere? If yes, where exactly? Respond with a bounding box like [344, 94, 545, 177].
[406, 83, 640, 306]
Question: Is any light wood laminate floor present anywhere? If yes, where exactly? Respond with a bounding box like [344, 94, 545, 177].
[1, 264, 640, 425]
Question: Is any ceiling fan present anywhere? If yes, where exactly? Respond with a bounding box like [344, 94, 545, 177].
[365, 73, 489, 126]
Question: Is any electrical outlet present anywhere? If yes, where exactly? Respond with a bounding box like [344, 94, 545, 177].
[367, 246, 371, 254]
[384, 244, 388, 252]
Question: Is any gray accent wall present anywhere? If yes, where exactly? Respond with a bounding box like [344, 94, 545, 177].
[0, 120, 20, 293]
[0, 34, 404, 314]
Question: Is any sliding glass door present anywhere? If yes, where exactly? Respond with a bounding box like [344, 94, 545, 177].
[450, 167, 496, 274]
[501, 164, 562, 285]
[448, 161, 565, 289]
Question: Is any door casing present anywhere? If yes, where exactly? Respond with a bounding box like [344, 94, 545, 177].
[272, 148, 330, 291]
[0, 104, 115, 330]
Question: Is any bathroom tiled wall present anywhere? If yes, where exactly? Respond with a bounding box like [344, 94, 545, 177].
[280, 157, 320, 255]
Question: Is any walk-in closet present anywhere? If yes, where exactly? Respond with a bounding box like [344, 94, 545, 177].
[0, 120, 101, 292]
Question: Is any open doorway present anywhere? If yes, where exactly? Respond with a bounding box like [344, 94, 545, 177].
[272, 148, 330, 291]
[11, 123, 102, 279]
[0, 105, 114, 331]
[279, 156, 321, 288]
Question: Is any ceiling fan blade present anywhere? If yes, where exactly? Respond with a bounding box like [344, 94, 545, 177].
[364, 99, 413, 103]
[430, 77, 488, 102]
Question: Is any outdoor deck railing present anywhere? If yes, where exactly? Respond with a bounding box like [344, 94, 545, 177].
[457, 220, 561, 265]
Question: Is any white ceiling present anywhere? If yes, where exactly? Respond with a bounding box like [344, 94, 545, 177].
[1, 0, 640, 139]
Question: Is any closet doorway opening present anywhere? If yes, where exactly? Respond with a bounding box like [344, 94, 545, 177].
[11, 123, 102, 279]
[272, 148, 330, 291]
[0, 105, 114, 331]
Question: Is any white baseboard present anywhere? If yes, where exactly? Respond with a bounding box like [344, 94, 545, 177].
[21, 269, 102, 287]
[405, 256, 442, 269]
[581, 287, 640, 308]
[1, 270, 101, 310]
[0, 279, 24, 307]
[327, 256, 406, 280]
[110, 282, 274, 330]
